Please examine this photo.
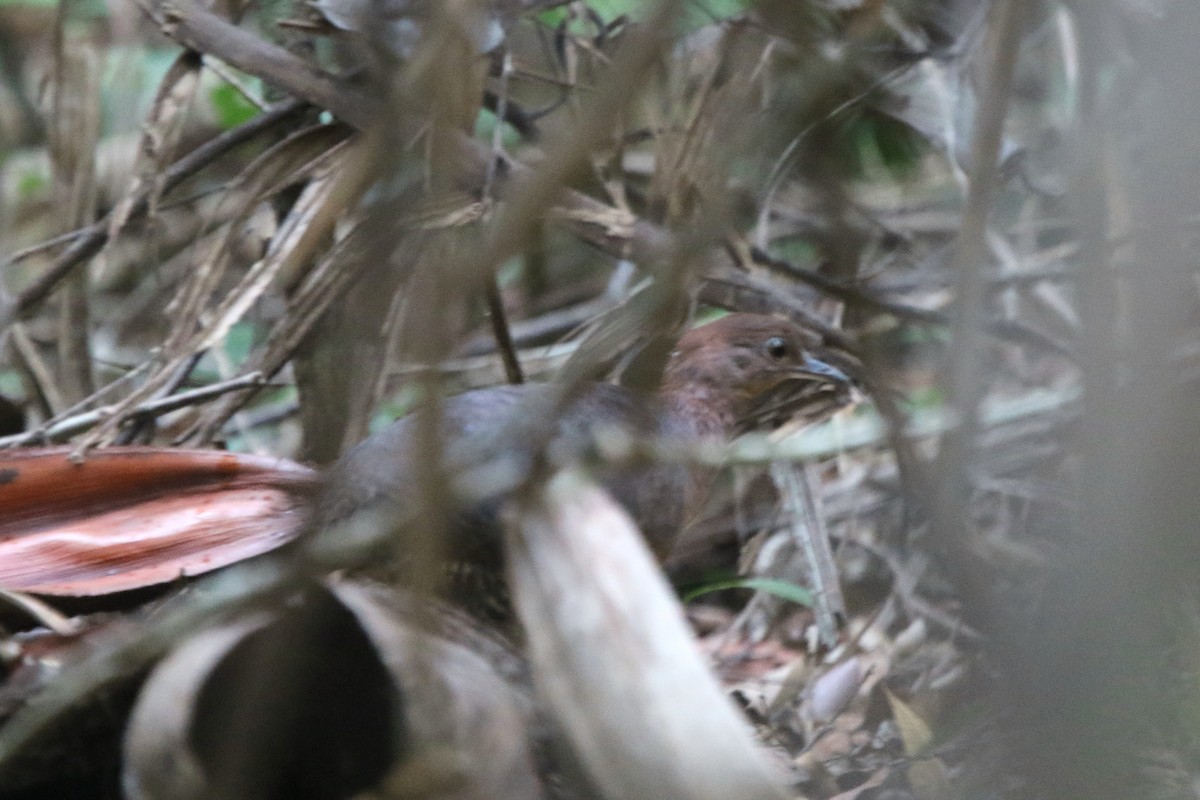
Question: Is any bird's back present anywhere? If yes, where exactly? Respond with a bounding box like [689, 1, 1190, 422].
[315, 382, 697, 603]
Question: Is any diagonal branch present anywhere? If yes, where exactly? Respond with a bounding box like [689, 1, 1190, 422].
[1, 99, 309, 329]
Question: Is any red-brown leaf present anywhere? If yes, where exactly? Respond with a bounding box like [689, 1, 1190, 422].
[0, 448, 319, 595]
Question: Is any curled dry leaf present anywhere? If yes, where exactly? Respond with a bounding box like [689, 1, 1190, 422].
[106, 50, 202, 241]
[807, 656, 863, 722]
[0, 447, 318, 595]
[123, 580, 544, 800]
[504, 469, 789, 800]
[122, 616, 270, 800]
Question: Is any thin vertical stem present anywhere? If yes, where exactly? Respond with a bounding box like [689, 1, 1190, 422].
[931, 0, 1027, 607]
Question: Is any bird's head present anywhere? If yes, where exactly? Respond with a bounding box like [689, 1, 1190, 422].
[662, 313, 854, 436]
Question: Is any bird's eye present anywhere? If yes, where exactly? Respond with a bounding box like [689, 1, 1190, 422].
[765, 336, 790, 360]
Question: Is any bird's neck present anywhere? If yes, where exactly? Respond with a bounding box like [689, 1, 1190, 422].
[657, 379, 740, 441]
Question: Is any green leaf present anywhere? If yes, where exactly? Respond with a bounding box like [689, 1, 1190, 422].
[681, 576, 814, 606]
[222, 321, 257, 364]
[473, 108, 522, 149]
[209, 82, 260, 129]
[16, 169, 47, 201]
[0, 369, 24, 398]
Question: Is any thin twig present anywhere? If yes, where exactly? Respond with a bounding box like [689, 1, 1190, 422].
[9, 323, 66, 417]
[483, 50, 524, 385]
[0, 589, 81, 636]
[204, 55, 267, 110]
[0, 372, 266, 448]
[113, 352, 206, 445]
[931, 0, 1028, 612]
[744, 248, 1075, 357]
[769, 462, 845, 648]
[119, 0, 712, 293]
[0, 99, 308, 328]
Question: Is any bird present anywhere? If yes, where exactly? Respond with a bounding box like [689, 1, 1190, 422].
[314, 312, 853, 618]
[0, 313, 852, 606]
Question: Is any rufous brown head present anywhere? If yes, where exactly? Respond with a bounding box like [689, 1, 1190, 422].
[661, 313, 853, 436]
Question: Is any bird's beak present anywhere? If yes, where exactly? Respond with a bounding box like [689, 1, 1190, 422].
[737, 353, 855, 435]
[796, 354, 852, 387]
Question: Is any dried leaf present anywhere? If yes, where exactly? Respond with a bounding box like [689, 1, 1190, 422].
[0, 447, 318, 594]
[884, 687, 934, 758]
[807, 656, 862, 721]
[122, 582, 543, 800]
[123, 617, 268, 800]
[107, 51, 202, 241]
[505, 469, 788, 800]
[884, 689, 957, 800]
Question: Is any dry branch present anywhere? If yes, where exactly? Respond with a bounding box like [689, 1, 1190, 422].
[1, 99, 308, 328]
